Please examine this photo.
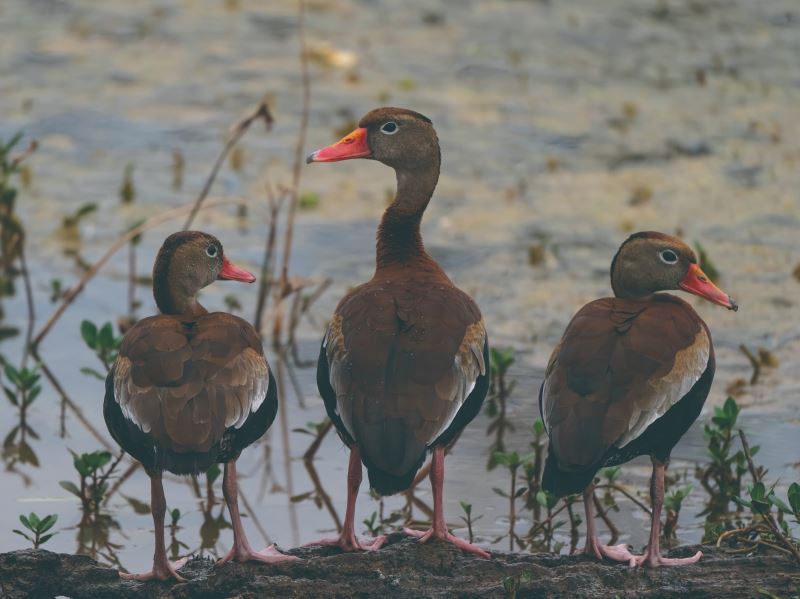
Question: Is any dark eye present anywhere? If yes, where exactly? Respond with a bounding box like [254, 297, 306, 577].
[659, 249, 678, 265]
[380, 121, 398, 135]
[206, 245, 218, 258]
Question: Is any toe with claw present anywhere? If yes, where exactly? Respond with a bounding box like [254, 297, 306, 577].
[634, 548, 702, 568]
[583, 536, 637, 566]
[304, 532, 386, 553]
[403, 527, 490, 559]
[217, 543, 299, 565]
[119, 557, 188, 582]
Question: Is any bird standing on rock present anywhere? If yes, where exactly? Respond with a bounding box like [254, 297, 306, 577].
[104, 231, 297, 581]
[305, 107, 491, 558]
[540, 231, 738, 568]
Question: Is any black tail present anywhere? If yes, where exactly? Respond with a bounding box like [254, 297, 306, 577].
[542, 444, 598, 497]
[362, 450, 426, 496]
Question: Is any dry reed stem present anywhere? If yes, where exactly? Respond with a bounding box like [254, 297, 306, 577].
[182, 101, 273, 230]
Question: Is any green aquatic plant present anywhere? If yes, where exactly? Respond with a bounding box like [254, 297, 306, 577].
[501, 571, 531, 599]
[61, 202, 98, 231]
[493, 450, 534, 551]
[13, 512, 57, 549]
[718, 431, 800, 564]
[458, 501, 483, 544]
[172, 149, 184, 191]
[80, 320, 122, 378]
[119, 163, 135, 204]
[299, 191, 320, 210]
[362, 511, 380, 536]
[694, 241, 720, 283]
[699, 397, 752, 515]
[224, 294, 242, 314]
[2, 362, 42, 466]
[60, 450, 122, 515]
[0, 133, 35, 279]
[663, 484, 693, 541]
[168, 507, 190, 560]
[485, 346, 517, 469]
[523, 419, 548, 519]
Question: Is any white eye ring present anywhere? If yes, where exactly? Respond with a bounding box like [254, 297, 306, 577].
[206, 245, 218, 258]
[380, 121, 399, 135]
[659, 249, 679, 265]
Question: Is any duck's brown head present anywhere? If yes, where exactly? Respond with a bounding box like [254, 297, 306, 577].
[306, 107, 439, 171]
[610, 231, 738, 310]
[153, 231, 254, 316]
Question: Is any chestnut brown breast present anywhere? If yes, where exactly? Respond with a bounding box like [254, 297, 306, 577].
[110, 312, 270, 455]
[541, 294, 711, 473]
[320, 263, 487, 488]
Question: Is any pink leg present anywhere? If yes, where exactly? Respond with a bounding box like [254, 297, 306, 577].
[581, 484, 637, 566]
[217, 461, 298, 565]
[303, 447, 386, 552]
[403, 447, 490, 559]
[119, 473, 188, 582]
[634, 457, 702, 568]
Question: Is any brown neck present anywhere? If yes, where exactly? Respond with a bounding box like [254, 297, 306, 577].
[153, 259, 207, 318]
[376, 161, 439, 269]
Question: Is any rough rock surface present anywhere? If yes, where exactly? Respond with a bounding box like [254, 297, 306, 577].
[1, 534, 798, 598]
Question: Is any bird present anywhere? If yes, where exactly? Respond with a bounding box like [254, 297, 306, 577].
[305, 107, 491, 558]
[103, 231, 297, 581]
[540, 231, 738, 567]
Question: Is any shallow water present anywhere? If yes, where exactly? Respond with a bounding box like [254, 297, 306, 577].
[1, 0, 799, 572]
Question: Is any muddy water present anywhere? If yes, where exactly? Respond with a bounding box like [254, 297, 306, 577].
[1, 0, 799, 572]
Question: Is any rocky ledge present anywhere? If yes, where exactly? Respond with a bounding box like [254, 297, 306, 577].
[1, 534, 798, 598]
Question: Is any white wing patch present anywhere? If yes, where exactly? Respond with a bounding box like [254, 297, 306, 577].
[617, 327, 710, 448]
[430, 324, 486, 443]
[224, 348, 270, 429]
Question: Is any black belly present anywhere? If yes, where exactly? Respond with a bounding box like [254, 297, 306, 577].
[103, 368, 278, 476]
[542, 353, 715, 497]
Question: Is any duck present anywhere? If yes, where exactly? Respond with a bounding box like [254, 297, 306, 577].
[103, 230, 297, 581]
[305, 108, 491, 557]
[540, 231, 738, 567]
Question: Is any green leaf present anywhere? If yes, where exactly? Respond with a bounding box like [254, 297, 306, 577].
[2, 131, 23, 154]
[38, 533, 56, 545]
[4, 386, 18, 406]
[98, 322, 114, 348]
[18, 514, 32, 531]
[59, 481, 81, 497]
[80, 320, 98, 349]
[492, 487, 508, 498]
[80, 367, 106, 380]
[18, 441, 38, 466]
[788, 483, 800, 515]
[4, 364, 21, 387]
[207, 463, 221, 485]
[768, 494, 792, 515]
[123, 495, 150, 514]
[13, 530, 33, 544]
[38, 514, 57, 533]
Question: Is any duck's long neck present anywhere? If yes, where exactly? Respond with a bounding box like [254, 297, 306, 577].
[153, 261, 207, 318]
[376, 160, 440, 269]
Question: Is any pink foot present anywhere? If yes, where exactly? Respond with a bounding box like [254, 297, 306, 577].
[403, 527, 490, 559]
[119, 557, 188, 582]
[634, 548, 702, 568]
[583, 536, 637, 566]
[303, 531, 386, 552]
[217, 543, 299, 565]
